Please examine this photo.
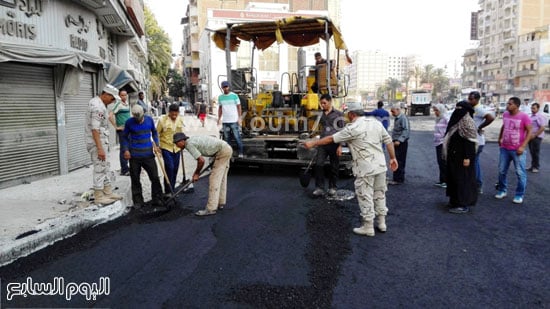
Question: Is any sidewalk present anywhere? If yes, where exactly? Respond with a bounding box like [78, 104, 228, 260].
[0, 115, 219, 267]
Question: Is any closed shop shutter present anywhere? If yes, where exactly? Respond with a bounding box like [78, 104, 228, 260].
[0, 62, 58, 188]
[65, 73, 94, 171]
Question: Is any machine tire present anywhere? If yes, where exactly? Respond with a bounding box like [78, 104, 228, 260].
[423, 107, 430, 116]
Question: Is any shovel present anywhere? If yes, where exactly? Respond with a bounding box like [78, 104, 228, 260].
[299, 156, 315, 188]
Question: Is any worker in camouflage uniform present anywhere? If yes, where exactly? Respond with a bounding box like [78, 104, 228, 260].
[304, 102, 398, 236]
[85, 84, 124, 205]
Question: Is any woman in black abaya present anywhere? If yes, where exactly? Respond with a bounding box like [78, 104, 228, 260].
[443, 101, 478, 214]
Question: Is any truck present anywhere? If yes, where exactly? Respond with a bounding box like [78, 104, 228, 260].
[409, 90, 432, 116]
[211, 16, 352, 173]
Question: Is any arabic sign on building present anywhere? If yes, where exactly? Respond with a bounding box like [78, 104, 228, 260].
[211, 9, 320, 21]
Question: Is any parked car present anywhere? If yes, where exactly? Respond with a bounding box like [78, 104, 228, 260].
[541, 102, 550, 127]
[179, 101, 194, 114]
[497, 101, 507, 117]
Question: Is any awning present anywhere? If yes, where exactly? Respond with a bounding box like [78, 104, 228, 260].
[103, 62, 139, 92]
[0, 41, 102, 67]
[211, 16, 348, 51]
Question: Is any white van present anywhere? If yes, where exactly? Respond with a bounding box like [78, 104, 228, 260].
[541, 102, 550, 127]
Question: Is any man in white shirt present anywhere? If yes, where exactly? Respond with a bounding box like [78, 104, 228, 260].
[217, 81, 244, 158]
[467, 91, 495, 194]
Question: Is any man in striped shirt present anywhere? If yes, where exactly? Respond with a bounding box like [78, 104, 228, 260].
[121, 105, 162, 208]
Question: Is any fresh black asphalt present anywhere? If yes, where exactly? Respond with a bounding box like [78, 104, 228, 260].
[1, 125, 548, 308]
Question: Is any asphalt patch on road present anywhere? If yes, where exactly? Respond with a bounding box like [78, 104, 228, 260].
[0, 203, 194, 278]
[229, 199, 353, 307]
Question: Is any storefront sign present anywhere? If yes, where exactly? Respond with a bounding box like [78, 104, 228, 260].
[70, 34, 88, 51]
[0, 0, 42, 17]
[0, 0, 42, 40]
[0, 18, 36, 39]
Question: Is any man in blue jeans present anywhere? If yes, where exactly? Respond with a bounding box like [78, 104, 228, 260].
[217, 81, 244, 158]
[467, 91, 495, 194]
[494, 97, 532, 204]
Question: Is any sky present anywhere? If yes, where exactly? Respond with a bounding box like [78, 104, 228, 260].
[340, 0, 480, 73]
[144, 0, 189, 55]
[146, 0, 481, 72]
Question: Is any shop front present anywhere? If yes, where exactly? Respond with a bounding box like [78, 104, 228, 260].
[0, 0, 146, 188]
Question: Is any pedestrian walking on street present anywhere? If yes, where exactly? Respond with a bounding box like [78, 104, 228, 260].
[495, 97, 532, 204]
[303, 102, 398, 237]
[85, 84, 123, 205]
[108, 89, 131, 176]
[527, 102, 546, 173]
[198, 101, 207, 127]
[443, 101, 478, 214]
[156, 103, 185, 195]
[312, 94, 345, 197]
[389, 104, 410, 185]
[121, 105, 163, 208]
[433, 103, 450, 188]
[136, 91, 149, 115]
[217, 81, 244, 158]
[174, 133, 233, 216]
[467, 91, 495, 194]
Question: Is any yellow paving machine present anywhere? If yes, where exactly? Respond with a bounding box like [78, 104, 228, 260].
[211, 16, 352, 173]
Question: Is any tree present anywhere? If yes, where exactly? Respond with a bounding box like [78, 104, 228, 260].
[385, 78, 402, 102]
[402, 74, 411, 103]
[144, 6, 172, 100]
[432, 67, 449, 99]
[421, 64, 435, 85]
[410, 66, 423, 90]
[167, 69, 185, 99]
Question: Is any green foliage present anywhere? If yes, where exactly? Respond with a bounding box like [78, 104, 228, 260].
[167, 68, 185, 99]
[385, 77, 402, 102]
[144, 6, 172, 99]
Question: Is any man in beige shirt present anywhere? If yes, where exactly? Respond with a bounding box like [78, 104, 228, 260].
[304, 103, 398, 237]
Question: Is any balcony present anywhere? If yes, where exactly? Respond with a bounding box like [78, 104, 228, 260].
[504, 36, 516, 44]
[515, 69, 537, 77]
[514, 86, 535, 92]
[516, 54, 537, 62]
[482, 62, 501, 70]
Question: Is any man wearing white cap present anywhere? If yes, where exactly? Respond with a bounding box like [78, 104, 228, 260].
[85, 84, 123, 205]
[121, 105, 163, 209]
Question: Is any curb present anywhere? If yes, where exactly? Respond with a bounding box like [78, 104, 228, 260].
[0, 201, 129, 267]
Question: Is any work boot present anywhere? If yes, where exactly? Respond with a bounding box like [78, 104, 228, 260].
[353, 220, 375, 236]
[93, 189, 116, 205]
[103, 184, 123, 200]
[376, 215, 387, 232]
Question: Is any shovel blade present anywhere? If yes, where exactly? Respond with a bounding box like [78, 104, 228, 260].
[299, 171, 311, 187]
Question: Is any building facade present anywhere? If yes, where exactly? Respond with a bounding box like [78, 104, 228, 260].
[0, 0, 148, 189]
[469, 0, 550, 103]
[181, 0, 340, 107]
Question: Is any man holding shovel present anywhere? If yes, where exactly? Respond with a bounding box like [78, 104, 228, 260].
[156, 103, 185, 195]
[121, 105, 163, 209]
[303, 102, 398, 237]
[173, 133, 232, 216]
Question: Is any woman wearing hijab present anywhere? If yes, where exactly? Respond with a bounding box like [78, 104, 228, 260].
[443, 101, 478, 214]
[433, 103, 450, 188]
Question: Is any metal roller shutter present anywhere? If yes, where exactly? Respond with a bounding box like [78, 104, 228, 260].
[65, 73, 94, 171]
[0, 62, 58, 188]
